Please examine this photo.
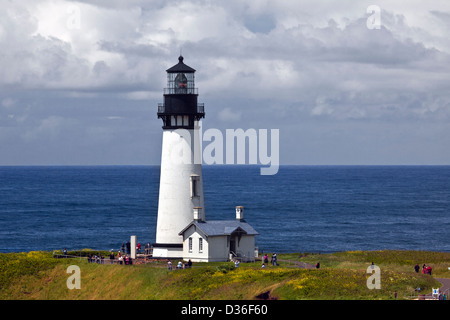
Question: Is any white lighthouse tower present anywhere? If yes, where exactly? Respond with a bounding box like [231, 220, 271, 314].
[153, 56, 206, 258]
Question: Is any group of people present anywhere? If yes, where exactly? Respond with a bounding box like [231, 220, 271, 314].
[86, 251, 133, 265]
[120, 241, 143, 255]
[113, 251, 133, 265]
[87, 254, 105, 264]
[262, 253, 278, 266]
[167, 259, 192, 270]
[415, 263, 433, 275]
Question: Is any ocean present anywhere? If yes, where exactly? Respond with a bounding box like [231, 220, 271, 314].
[0, 165, 449, 253]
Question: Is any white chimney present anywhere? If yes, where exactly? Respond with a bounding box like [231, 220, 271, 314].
[193, 207, 202, 221]
[236, 206, 244, 221]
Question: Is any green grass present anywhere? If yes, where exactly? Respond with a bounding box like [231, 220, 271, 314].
[0, 251, 61, 290]
[278, 250, 450, 277]
[0, 250, 447, 300]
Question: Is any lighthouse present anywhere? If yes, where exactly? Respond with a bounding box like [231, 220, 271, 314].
[153, 56, 206, 258]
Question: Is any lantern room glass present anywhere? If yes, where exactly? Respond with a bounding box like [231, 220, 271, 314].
[166, 72, 196, 94]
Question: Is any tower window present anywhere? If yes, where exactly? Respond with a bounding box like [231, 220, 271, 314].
[170, 115, 190, 127]
[190, 175, 200, 198]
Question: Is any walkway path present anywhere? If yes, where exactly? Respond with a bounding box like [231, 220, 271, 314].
[414, 278, 450, 300]
[274, 258, 316, 269]
[434, 278, 450, 296]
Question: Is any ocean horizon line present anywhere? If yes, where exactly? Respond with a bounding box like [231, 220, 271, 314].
[0, 164, 449, 168]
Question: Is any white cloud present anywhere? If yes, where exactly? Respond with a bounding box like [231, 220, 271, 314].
[1, 98, 16, 109]
[218, 107, 241, 122]
[21, 115, 66, 142]
[1, 0, 450, 165]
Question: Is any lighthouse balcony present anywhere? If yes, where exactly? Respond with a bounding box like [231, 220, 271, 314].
[164, 87, 198, 95]
[158, 103, 205, 116]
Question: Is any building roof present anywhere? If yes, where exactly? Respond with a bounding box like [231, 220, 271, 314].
[166, 55, 196, 73]
[179, 219, 259, 237]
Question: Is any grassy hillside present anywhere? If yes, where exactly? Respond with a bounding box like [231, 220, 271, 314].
[0, 250, 448, 300]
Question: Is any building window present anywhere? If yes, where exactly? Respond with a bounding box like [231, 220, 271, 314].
[188, 237, 192, 253]
[199, 238, 203, 253]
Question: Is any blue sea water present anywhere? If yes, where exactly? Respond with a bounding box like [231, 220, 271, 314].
[0, 165, 449, 253]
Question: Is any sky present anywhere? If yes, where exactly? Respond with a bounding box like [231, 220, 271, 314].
[1, 0, 450, 166]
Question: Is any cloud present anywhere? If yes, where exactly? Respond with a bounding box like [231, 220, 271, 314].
[1, 98, 16, 109]
[0, 0, 450, 165]
[21, 115, 67, 142]
[218, 107, 242, 122]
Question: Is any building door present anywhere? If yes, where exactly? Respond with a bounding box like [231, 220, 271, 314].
[230, 237, 236, 254]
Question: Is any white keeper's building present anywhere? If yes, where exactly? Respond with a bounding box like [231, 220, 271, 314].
[179, 206, 259, 262]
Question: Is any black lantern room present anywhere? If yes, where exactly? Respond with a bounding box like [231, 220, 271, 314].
[157, 56, 205, 129]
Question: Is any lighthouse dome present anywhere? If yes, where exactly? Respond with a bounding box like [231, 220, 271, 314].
[166, 55, 196, 73]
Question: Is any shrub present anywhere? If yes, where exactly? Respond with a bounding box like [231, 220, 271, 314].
[0, 251, 60, 290]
